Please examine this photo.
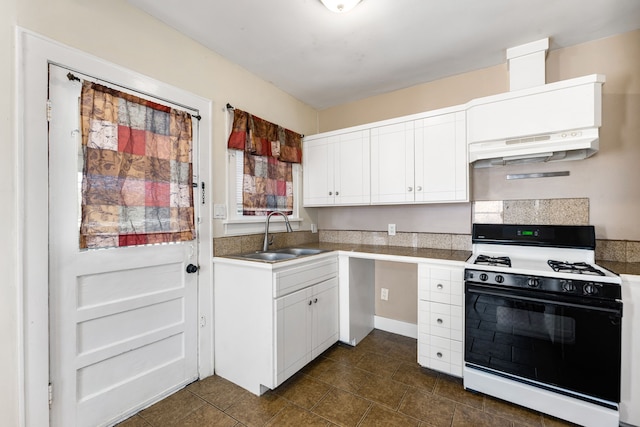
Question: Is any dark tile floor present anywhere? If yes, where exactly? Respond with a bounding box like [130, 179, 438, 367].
[117, 329, 578, 427]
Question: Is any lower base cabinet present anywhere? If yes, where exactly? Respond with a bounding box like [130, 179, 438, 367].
[417, 263, 464, 377]
[213, 254, 338, 395]
[275, 278, 338, 385]
[621, 274, 640, 426]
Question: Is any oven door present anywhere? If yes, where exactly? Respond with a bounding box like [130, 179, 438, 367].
[465, 281, 622, 404]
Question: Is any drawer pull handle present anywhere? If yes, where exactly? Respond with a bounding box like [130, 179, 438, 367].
[437, 318, 443, 324]
[437, 352, 443, 358]
[314, 298, 318, 304]
[308, 300, 313, 305]
[437, 283, 443, 290]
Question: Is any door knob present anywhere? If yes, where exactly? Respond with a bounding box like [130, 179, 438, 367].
[186, 264, 199, 274]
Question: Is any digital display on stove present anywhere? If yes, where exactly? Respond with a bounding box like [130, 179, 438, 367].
[518, 230, 536, 236]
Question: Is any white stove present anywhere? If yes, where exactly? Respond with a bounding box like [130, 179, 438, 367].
[463, 224, 622, 427]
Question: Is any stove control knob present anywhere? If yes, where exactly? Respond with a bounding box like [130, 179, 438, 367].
[562, 280, 576, 292]
[583, 283, 598, 296]
[495, 275, 504, 284]
[479, 273, 489, 282]
[527, 278, 540, 288]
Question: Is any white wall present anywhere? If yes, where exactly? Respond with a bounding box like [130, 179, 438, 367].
[1, 1, 18, 425]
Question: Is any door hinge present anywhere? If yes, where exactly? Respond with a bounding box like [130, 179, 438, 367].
[46, 99, 52, 122]
[48, 383, 53, 407]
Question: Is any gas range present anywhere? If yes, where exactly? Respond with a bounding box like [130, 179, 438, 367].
[463, 224, 623, 427]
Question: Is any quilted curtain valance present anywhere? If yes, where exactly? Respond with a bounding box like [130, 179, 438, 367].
[227, 108, 302, 164]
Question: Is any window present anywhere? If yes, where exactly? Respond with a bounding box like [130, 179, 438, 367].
[225, 149, 302, 235]
[223, 108, 303, 235]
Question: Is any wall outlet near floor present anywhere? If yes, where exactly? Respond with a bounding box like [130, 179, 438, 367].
[311, 223, 318, 233]
[381, 288, 389, 301]
[388, 224, 396, 236]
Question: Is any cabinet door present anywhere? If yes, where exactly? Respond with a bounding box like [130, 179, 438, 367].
[275, 287, 312, 385]
[370, 121, 415, 203]
[303, 136, 334, 206]
[621, 275, 640, 426]
[311, 278, 339, 358]
[414, 112, 467, 202]
[333, 130, 370, 205]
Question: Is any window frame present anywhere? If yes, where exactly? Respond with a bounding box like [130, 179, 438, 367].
[223, 144, 302, 236]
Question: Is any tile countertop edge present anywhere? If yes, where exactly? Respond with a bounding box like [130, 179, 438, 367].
[215, 242, 471, 264]
[213, 242, 640, 276]
[599, 261, 640, 277]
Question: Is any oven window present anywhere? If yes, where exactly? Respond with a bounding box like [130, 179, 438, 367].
[465, 284, 621, 403]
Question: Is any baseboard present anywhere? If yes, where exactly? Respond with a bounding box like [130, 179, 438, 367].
[374, 316, 417, 339]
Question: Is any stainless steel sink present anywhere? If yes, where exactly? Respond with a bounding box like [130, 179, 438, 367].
[232, 247, 329, 262]
[238, 252, 297, 261]
[275, 248, 326, 256]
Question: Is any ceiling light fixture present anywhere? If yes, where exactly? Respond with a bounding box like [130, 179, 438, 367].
[320, 0, 363, 13]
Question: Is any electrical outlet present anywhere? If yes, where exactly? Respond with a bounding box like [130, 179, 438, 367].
[388, 224, 396, 236]
[311, 223, 318, 233]
[381, 288, 389, 301]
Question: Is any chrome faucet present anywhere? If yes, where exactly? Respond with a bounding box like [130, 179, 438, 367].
[263, 211, 293, 251]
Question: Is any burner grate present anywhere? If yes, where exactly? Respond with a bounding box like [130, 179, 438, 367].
[474, 255, 511, 267]
[547, 260, 605, 276]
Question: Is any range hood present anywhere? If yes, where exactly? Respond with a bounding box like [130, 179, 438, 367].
[467, 38, 605, 168]
[469, 127, 599, 168]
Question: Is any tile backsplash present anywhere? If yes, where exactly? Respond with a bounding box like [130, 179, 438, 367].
[213, 198, 638, 263]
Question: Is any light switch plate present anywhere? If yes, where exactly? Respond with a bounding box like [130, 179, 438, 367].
[213, 204, 226, 219]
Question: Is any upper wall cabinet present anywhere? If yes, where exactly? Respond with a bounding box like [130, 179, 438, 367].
[303, 130, 370, 207]
[370, 110, 468, 204]
[303, 107, 468, 207]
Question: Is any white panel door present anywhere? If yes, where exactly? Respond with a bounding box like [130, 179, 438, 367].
[333, 130, 370, 205]
[311, 278, 339, 358]
[48, 65, 199, 427]
[414, 112, 467, 202]
[303, 136, 334, 206]
[370, 121, 415, 203]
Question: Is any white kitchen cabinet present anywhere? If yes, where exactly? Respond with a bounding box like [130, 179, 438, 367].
[370, 121, 415, 203]
[303, 130, 370, 206]
[213, 253, 338, 395]
[275, 277, 338, 385]
[620, 274, 640, 426]
[414, 112, 467, 202]
[370, 110, 467, 204]
[418, 263, 464, 377]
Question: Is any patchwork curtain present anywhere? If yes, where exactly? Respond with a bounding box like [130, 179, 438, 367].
[79, 81, 195, 249]
[227, 108, 302, 215]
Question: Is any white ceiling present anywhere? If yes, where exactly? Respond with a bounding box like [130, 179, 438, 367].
[128, 0, 640, 110]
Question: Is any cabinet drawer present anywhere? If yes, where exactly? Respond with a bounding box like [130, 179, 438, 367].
[274, 257, 338, 298]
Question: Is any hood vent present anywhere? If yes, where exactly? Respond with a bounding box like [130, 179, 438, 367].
[467, 74, 605, 168]
[470, 128, 599, 168]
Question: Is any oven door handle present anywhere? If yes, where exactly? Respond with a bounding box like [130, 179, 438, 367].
[466, 285, 623, 317]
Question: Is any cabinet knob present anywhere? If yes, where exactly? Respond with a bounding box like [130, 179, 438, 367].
[437, 318, 443, 324]
[408, 187, 413, 192]
[335, 191, 339, 196]
[329, 191, 332, 195]
[314, 298, 318, 303]
[417, 186, 422, 191]
[437, 283, 443, 290]
[308, 300, 313, 305]
[437, 352, 443, 358]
